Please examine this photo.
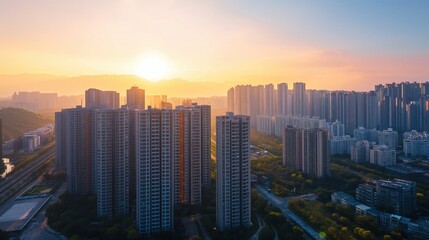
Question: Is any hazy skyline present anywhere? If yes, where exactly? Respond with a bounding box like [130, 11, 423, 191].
[1, 0, 428, 94]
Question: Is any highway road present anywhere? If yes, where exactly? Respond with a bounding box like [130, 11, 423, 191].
[255, 184, 324, 240]
[0, 147, 55, 199]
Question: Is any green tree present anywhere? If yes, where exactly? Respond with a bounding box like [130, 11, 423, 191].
[69, 235, 82, 240]
[259, 226, 275, 240]
[265, 211, 283, 225]
[106, 224, 121, 240]
[383, 235, 392, 240]
[126, 228, 139, 240]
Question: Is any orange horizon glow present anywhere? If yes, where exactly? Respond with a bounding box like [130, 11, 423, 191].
[0, 1, 428, 97]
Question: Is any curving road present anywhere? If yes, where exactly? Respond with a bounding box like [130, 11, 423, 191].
[255, 184, 324, 240]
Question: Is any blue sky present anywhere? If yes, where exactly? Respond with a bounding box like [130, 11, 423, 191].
[221, 0, 429, 55]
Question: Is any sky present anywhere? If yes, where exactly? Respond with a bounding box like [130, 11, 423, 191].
[0, 0, 428, 94]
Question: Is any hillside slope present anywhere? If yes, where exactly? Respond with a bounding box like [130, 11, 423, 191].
[0, 108, 53, 141]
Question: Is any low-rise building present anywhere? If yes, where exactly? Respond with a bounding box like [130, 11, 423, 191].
[369, 145, 396, 167]
[332, 191, 428, 239]
[351, 140, 371, 163]
[330, 135, 357, 155]
[354, 127, 379, 143]
[403, 131, 429, 157]
[378, 128, 398, 149]
[356, 179, 416, 217]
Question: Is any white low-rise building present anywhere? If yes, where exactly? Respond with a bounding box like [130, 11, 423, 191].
[351, 140, 371, 163]
[330, 135, 357, 155]
[378, 128, 399, 149]
[22, 135, 41, 152]
[370, 145, 396, 166]
[403, 131, 429, 157]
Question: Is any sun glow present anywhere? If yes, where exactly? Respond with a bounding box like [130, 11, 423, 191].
[134, 52, 174, 82]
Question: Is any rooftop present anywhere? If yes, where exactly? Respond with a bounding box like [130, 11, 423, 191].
[0, 195, 51, 232]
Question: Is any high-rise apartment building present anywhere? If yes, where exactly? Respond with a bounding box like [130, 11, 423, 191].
[366, 91, 379, 130]
[227, 87, 234, 112]
[328, 120, 345, 137]
[173, 103, 211, 206]
[85, 88, 120, 109]
[55, 112, 66, 170]
[127, 86, 145, 109]
[92, 109, 130, 217]
[282, 126, 330, 178]
[277, 83, 288, 116]
[263, 84, 274, 116]
[56, 106, 130, 217]
[56, 107, 94, 195]
[292, 82, 307, 117]
[12, 91, 58, 112]
[135, 109, 174, 234]
[92, 109, 115, 217]
[216, 113, 251, 231]
[249, 85, 263, 128]
[0, 119, 2, 160]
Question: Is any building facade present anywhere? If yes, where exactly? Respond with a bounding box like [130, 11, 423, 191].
[282, 126, 331, 178]
[369, 145, 396, 167]
[216, 113, 251, 231]
[135, 109, 174, 234]
[127, 86, 145, 109]
[356, 179, 416, 217]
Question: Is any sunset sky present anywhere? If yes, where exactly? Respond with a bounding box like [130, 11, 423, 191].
[0, 0, 428, 94]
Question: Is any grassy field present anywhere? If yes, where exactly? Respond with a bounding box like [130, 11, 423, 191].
[250, 129, 282, 156]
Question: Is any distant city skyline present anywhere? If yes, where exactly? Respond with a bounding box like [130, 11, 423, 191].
[1, 74, 429, 99]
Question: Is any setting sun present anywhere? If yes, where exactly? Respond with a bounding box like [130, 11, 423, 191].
[134, 52, 174, 82]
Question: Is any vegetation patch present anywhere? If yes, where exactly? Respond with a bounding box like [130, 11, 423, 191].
[288, 198, 404, 240]
[250, 129, 282, 156]
[46, 194, 140, 240]
[0, 108, 53, 141]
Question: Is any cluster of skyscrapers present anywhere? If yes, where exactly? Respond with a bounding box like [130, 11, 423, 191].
[56, 87, 214, 233]
[9, 91, 83, 112]
[56, 87, 251, 234]
[282, 126, 330, 178]
[228, 81, 429, 135]
[228, 81, 429, 176]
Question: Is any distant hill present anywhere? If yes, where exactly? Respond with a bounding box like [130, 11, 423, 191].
[0, 74, 230, 98]
[0, 108, 53, 141]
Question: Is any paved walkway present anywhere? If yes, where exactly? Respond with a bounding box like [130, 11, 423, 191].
[250, 215, 265, 240]
[182, 216, 200, 239]
[273, 227, 279, 240]
[255, 184, 324, 240]
[194, 214, 212, 240]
